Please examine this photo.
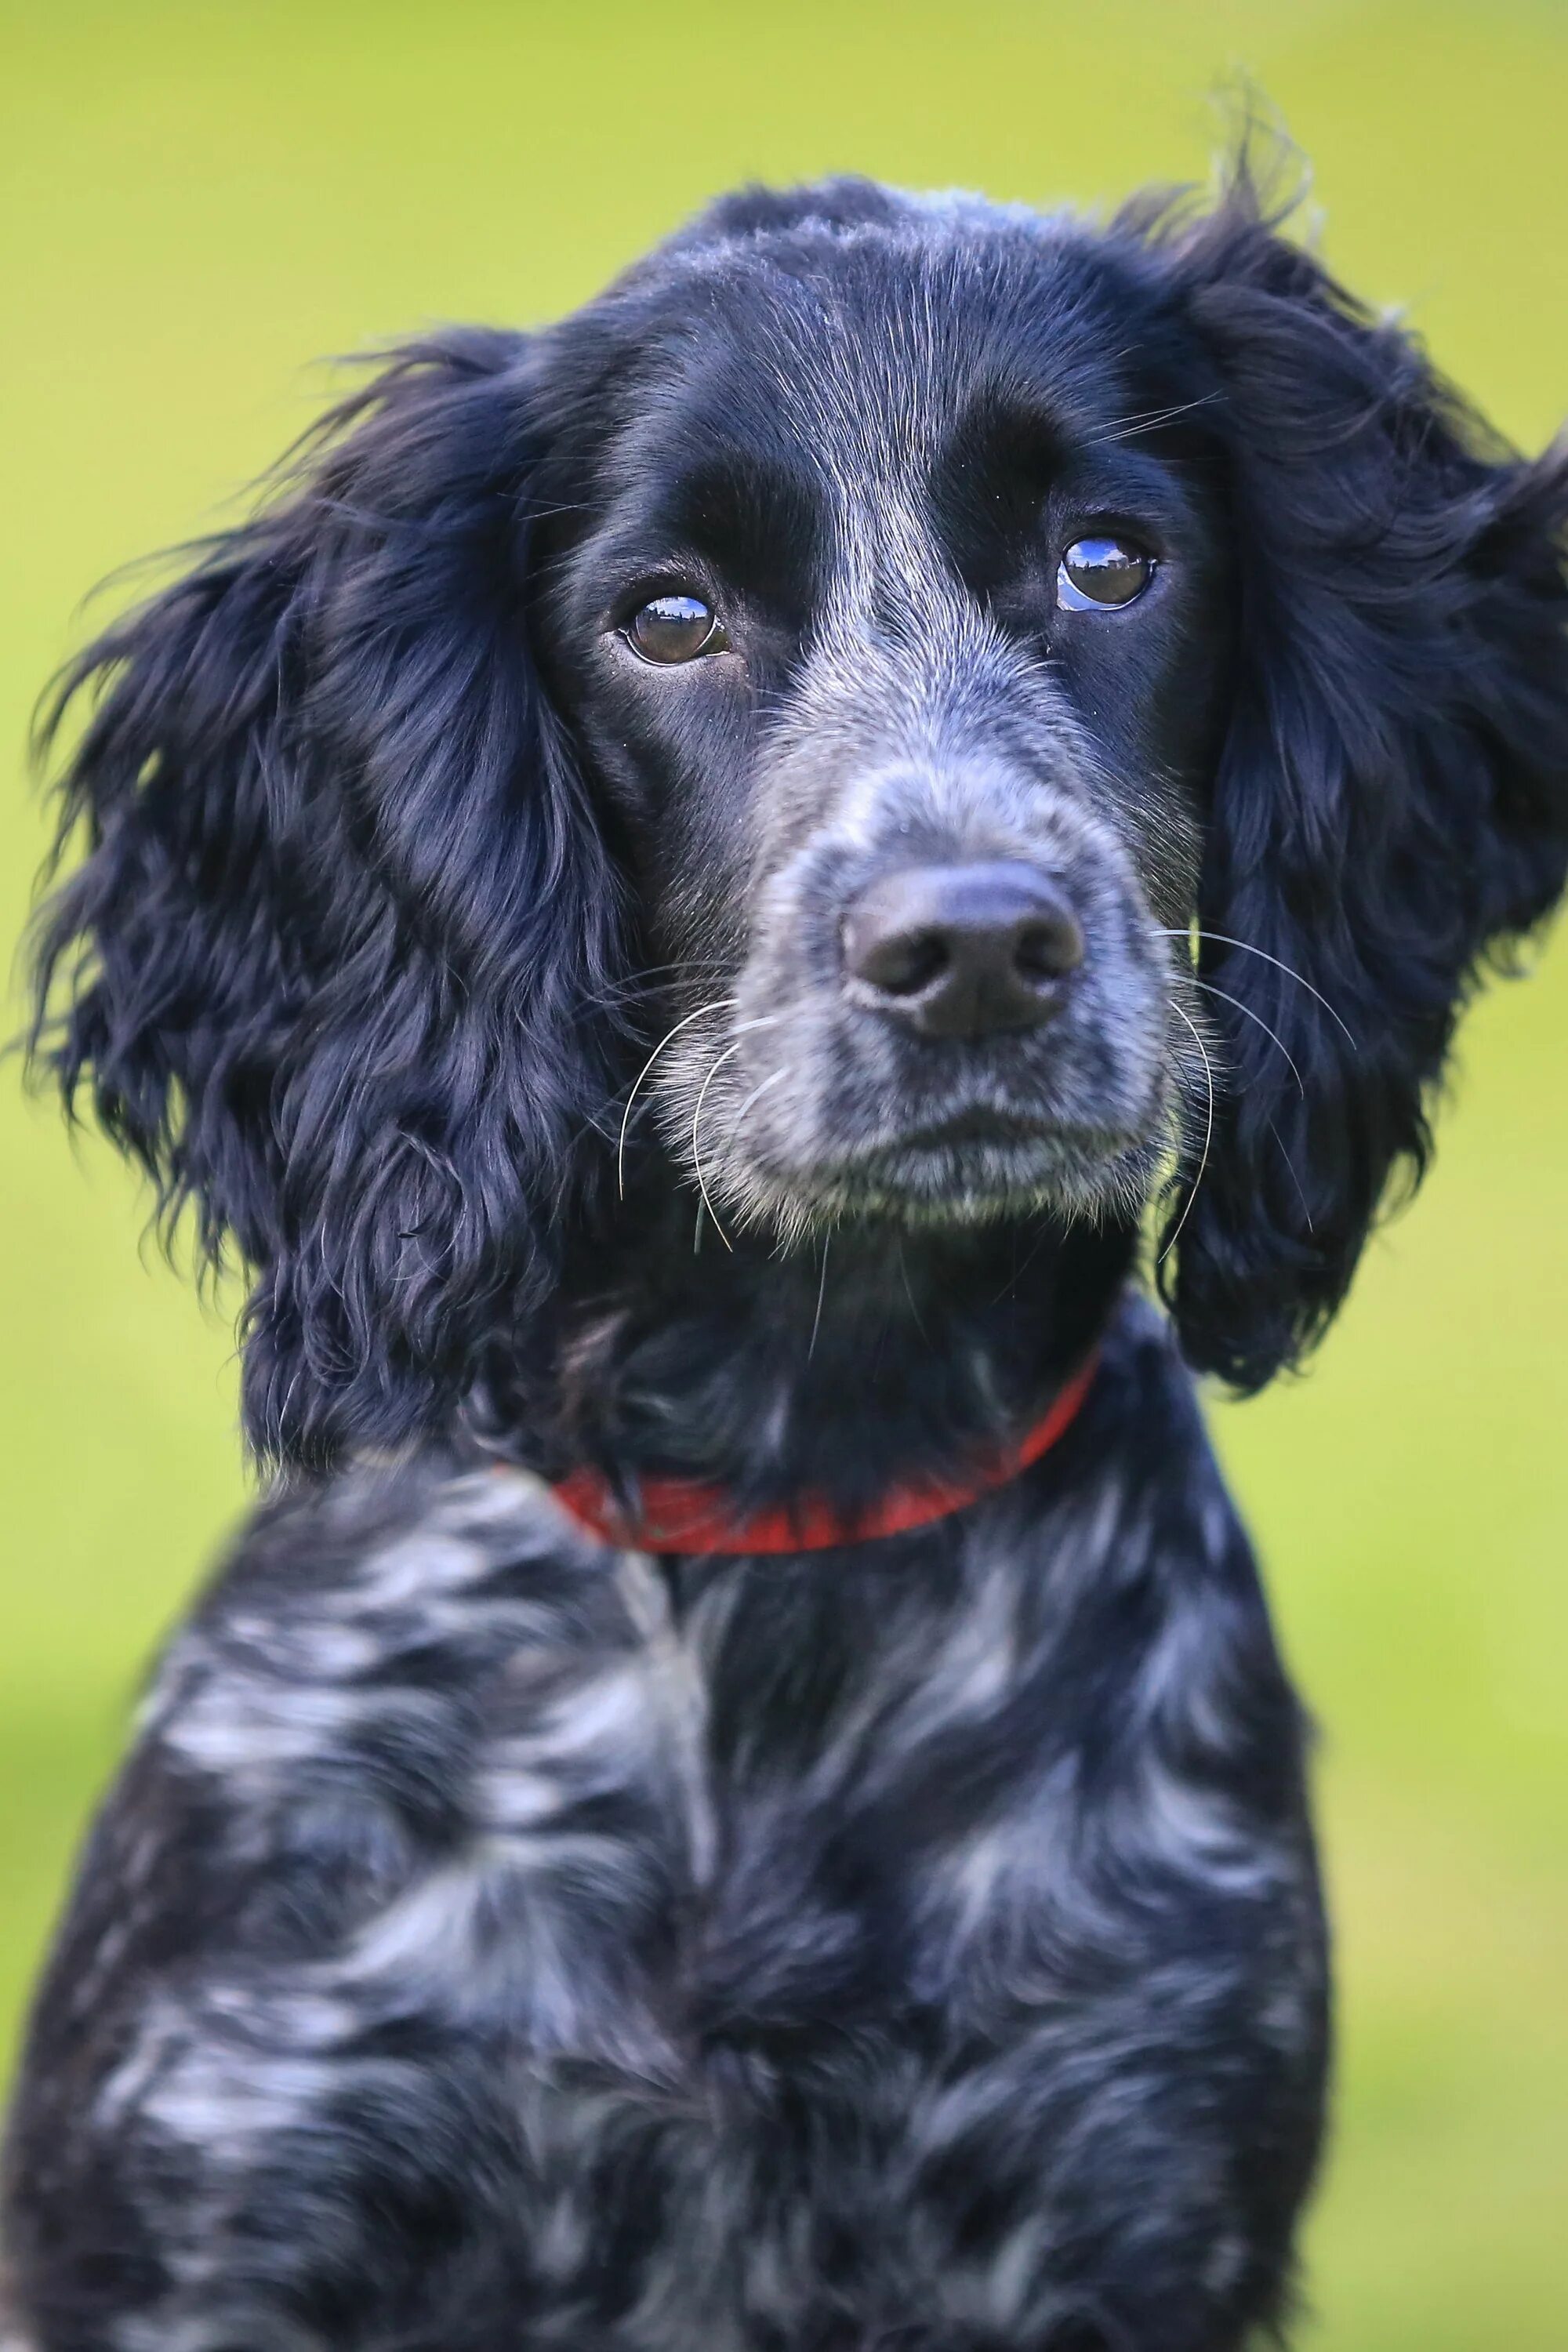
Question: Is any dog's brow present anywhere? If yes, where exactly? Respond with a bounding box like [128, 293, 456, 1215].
[942, 390, 1078, 481]
[652, 448, 824, 605]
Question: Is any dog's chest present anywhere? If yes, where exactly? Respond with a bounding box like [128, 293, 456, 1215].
[360, 1494, 1087, 2053]
[158, 1460, 1284, 2044]
[220, 1460, 1262, 2056]
[90, 1455, 1326, 2347]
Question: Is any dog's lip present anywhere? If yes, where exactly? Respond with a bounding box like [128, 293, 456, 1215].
[893, 1108, 1055, 1149]
[817, 1103, 1149, 1178]
[736, 1100, 1163, 1221]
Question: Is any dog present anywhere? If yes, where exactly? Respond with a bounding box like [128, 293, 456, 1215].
[5, 161, 1566, 2352]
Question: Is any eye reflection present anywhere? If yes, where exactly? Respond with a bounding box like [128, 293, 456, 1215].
[626, 592, 725, 664]
[1057, 535, 1155, 611]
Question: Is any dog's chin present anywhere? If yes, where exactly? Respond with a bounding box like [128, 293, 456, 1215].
[725, 1115, 1163, 1239]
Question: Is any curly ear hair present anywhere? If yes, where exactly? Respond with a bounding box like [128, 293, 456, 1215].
[29, 332, 628, 1468]
[1132, 170, 1568, 1389]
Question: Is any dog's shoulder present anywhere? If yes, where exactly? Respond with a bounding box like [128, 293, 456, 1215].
[12, 1457, 642, 2048]
[135, 1449, 654, 1821]
[183, 1446, 597, 1631]
[5, 1456, 685, 2176]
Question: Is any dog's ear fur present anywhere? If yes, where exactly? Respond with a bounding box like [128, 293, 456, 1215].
[1128, 168, 1568, 1388]
[30, 332, 628, 1467]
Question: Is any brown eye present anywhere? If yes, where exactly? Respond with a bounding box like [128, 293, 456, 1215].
[626, 591, 724, 664]
[1057, 535, 1155, 611]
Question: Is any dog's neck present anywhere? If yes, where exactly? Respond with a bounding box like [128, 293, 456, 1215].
[477, 1180, 1138, 1512]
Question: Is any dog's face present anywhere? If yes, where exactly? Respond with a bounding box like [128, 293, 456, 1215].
[31, 174, 1568, 1461]
[536, 220, 1228, 1235]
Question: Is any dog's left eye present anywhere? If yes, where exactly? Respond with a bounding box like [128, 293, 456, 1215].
[625, 593, 727, 664]
[1057, 535, 1155, 611]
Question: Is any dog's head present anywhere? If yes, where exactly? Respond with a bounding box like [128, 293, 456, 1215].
[31, 167, 1568, 1464]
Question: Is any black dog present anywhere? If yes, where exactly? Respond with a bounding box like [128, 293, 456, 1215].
[6, 163, 1566, 2352]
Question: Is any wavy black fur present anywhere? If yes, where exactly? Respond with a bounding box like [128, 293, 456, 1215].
[7, 155, 1568, 2352]
[31, 332, 631, 1467]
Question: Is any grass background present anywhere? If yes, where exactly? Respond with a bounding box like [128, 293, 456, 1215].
[2, 2, 1565, 2343]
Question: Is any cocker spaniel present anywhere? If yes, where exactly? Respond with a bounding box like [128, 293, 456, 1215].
[6, 163, 1567, 2352]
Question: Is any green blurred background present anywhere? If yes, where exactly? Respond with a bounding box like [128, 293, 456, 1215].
[2, 2, 1565, 2342]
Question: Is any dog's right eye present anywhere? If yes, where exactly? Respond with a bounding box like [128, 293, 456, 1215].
[1057, 535, 1155, 611]
[625, 593, 726, 665]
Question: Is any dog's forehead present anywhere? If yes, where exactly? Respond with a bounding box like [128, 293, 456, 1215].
[597, 220, 1148, 497]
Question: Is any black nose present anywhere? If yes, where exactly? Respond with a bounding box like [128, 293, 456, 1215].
[841, 862, 1085, 1040]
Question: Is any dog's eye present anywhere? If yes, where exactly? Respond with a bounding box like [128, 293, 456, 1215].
[1057, 535, 1155, 611]
[626, 592, 725, 664]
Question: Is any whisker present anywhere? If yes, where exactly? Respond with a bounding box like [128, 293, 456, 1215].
[1173, 970, 1314, 1221]
[808, 1232, 831, 1363]
[573, 963, 731, 1017]
[1078, 391, 1222, 447]
[617, 1012, 784, 1198]
[1159, 1002, 1214, 1266]
[1153, 927, 1357, 1049]
[721, 1062, 792, 1152]
[897, 1242, 931, 1347]
[1187, 977, 1305, 1097]
[691, 1040, 748, 1250]
[1267, 1114, 1315, 1235]
[617, 997, 738, 1200]
[989, 1218, 1053, 1306]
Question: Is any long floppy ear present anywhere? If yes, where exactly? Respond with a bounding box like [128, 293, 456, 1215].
[1130, 172, 1568, 1388]
[29, 332, 628, 1466]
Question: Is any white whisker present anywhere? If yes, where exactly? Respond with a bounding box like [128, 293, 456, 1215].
[808, 1232, 831, 1363]
[721, 1063, 792, 1152]
[691, 1040, 749, 1250]
[1188, 978, 1305, 1097]
[1153, 927, 1357, 1049]
[1078, 391, 1222, 447]
[897, 1242, 932, 1345]
[1160, 1002, 1214, 1266]
[617, 997, 738, 1200]
[1267, 1115, 1315, 1234]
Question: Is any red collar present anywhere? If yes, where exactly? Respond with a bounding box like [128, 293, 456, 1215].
[550, 1349, 1099, 1555]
